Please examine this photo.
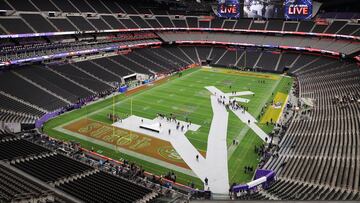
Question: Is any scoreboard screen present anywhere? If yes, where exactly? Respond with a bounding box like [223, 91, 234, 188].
[243, 0, 284, 19]
[215, 0, 313, 19]
[285, 0, 312, 20]
[217, 0, 241, 18]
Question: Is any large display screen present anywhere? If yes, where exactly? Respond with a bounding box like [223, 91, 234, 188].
[216, 0, 313, 19]
[284, 0, 312, 20]
[243, 0, 284, 19]
[217, 0, 241, 18]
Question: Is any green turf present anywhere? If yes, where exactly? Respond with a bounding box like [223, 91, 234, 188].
[44, 67, 293, 189]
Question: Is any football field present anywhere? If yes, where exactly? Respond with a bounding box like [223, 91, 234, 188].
[44, 67, 293, 189]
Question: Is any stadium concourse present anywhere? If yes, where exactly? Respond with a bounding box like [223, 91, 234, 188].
[0, 0, 360, 202]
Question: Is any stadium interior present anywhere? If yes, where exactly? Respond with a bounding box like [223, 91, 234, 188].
[0, 0, 359, 202]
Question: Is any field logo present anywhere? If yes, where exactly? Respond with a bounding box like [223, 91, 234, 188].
[158, 146, 183, 162]
[129, 137, 151, 150]
[116, 133, 139, 146]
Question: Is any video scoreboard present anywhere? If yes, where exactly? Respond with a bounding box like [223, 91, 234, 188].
[285, 0, 312, 20]
[217, 0, 312, 20]
[217, 0, 241, 18]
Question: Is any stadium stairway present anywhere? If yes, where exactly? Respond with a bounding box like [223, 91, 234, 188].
[0, 160, 80, 203]
[89, 59, 124, 79]
[73, 60, 123, 84]
[0, 110, 37, 124]
[0, 134, 161, 202]
[91, 56, 133, 77]
[12, 71, 72, 105]
[56, 171, 155, 203]
[0, 91, 47, 116]
[149, 49, 184, 68]
[139, 49, 178, 69]
[107, 55, 148, 76]
[196, 47, 212, 61]
[258, 55, 360, 200]
[166, 47, 195, 65]
[179, 47, 200, 64]
[134, 51, 169, 71]
[126, 53, 158, 72]
[71, 63, 116, 88]
[213, 49, 229, 65]
[47, 67, 97, 94]
[154, 48, 189, 66]
[0, 72, 67, 112]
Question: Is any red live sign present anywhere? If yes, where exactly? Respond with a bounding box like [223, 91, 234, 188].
[220, 5, 237, 14]
[288, 6, 309, 15]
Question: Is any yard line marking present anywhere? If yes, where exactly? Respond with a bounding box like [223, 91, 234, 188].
[55, 68, 202, 128]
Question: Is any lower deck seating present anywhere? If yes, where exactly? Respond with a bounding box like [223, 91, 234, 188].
[0, 46, 196, 121]
[263, 179, 360, 200]
[179, 47, 199, 64]
[13, 154, 94, 183]
[57, 171, 153, 203]
[165, 47, 194, 64]
[236, 191, 270, 200]
[74, 61, 122, 83]
[261, 57, 360, 200]
[136, 49, 177, 70]
[0, 138, 50, 161]
[196, 47, 212, 61]
[0, 71, 67, 111]
[257, 52, 280, 71]
[0, 111, 36, 124]
[0, 93, 44, 117]
[0, 132, 15, 140]
[0, 164, 52, 203]
[92, 57, 137, 76]
[0, 135, 159, 203]
[51, 64, 112, 93]
[213, 49, 243, 67]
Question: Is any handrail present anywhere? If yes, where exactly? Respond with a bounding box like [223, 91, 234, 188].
[174, 40, 341, 56]
[1, 27, 359, 41]
[0, 41, 162, 67]
[0, 39, 345, 67]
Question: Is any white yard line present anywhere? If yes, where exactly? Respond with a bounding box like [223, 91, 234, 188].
[56, 69, 202, 128]
[227, 125, 249, 159]
[227, 77, 283, 157]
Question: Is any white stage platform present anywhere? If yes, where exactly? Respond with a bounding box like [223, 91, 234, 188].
[112, 115, 200, 141]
